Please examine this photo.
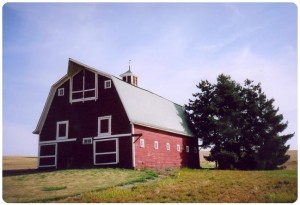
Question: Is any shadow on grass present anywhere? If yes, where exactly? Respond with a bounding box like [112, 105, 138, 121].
[3, 169, 56, 177]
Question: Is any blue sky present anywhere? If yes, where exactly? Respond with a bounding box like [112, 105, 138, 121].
[2, 2, 298, 156]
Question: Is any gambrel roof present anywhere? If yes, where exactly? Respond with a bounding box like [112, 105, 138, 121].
[112, 77, 193, 136]
[33, 59, 193, 137]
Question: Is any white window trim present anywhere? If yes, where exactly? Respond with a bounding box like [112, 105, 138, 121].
[69, 72, 98, 103]
[83, 138, 93, 144]
[186, 145, 190, 153]
[94, 133, 131, 140]
[104, 80, 111, 89]
[98, 116, 112, 137]
[177, 144, 181, 152]
[154, 141, 159, 150]
[166, 143, 170, 151]
[38, 143, 57, 168]
[58, 88, 64, 96]
[93, 138, 119, 165]
[56, 121, 69, 140]
[40, 138, 76, 144]
[140, 139, 145, 148]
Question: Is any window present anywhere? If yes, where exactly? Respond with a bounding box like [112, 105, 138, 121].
[127, 76, 131, 84]
[166, 143, 170, 151]
[177, 144, 181, 152]
[56, 121, 69, 140]
[104, 80, 111, 89]
[154, 141, 159, 150]
[140, 139, 145, 148]
[194, 147, 198, 154]
[98, 116, 112, 136]
[186, 146, 190, 153]
[70, 69, 98, 103]
[58, 88, 64, 96]
[83, 138, 92, 144]
[133, 76, 138, 86]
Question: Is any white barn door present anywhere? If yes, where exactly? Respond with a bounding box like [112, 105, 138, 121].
[93, 138, 119, 165]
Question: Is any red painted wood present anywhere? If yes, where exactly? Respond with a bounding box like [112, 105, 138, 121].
[134, 125, 200, 169]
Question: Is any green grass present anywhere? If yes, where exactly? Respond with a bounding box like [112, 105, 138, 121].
[42, 186, 67, 191]
[3, 168, 158, 203]
[3, 166, 297, 203]
[58, 168, 297, 203]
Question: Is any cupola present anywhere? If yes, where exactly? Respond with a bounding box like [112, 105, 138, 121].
[120, 61, 138, 86]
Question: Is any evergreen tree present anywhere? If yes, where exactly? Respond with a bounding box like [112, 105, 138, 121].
[185, 74, 294, 170]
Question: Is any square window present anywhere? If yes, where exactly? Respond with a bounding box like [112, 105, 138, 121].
[56, 121, 69, 139]
[140, 139, 145, 148]
[166, 143, 170, 151]
[98, 116, 111, 136]
[83, 138, 92, 144]
[154, 141, 159, 150]
[186, 146, 190, 153]
[58, 88, 64, 96]
[177, 144, 181, 152]
[104, 80, 111, 89]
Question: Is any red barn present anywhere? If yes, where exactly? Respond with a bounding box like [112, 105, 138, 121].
[33, 58, 200, 169]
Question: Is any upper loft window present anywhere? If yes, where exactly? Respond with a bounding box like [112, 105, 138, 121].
[70, 69, 98, 103]
[58, 88, 64, 96]
[104, 80, 111, 89]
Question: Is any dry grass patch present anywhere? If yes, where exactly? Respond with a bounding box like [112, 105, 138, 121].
[63, 168, 297, 203]
[3, 168, 156, 202]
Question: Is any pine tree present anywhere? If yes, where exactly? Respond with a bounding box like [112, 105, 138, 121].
[185, 74, 294, 170]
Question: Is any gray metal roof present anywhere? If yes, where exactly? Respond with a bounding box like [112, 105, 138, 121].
[112, 77, 194, 137]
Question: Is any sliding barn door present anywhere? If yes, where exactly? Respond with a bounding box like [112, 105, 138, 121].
[93, 138, 119, 165]
[39, 143, 57, 168]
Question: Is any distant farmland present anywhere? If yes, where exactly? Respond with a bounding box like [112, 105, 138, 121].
[3, 150, 297, 170]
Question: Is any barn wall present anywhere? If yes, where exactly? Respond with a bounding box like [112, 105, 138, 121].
[40, 72, 131, 141]
[134, 125, 200, 169]
[40, 67, 132, 169]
